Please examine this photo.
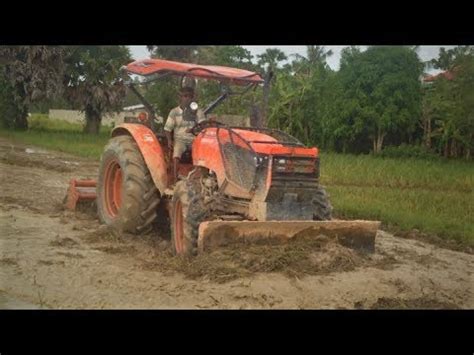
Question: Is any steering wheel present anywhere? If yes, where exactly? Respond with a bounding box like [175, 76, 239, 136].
[190, 119, 225, 135]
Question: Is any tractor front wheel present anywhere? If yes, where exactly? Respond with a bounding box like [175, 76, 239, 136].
[170, 178, 210, 256]
[97, 135, 160, 234]
[312, 185, 333, 220]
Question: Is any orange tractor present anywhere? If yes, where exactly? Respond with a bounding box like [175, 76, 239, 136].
[66, 59, 380, 256]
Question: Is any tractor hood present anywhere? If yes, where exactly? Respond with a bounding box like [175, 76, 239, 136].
[230, 129, 319, 157]
[193, 127, 319, 200]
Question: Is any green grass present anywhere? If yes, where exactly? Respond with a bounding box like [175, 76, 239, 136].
[320, 152, 474, 245]
[320, 152, 473, 193]
[0, 114, 111, 159]
[1, 114, 472, 245]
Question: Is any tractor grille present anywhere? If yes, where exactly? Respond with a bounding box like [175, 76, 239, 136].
[271, 156, 320, 190]
[272, 156, 318, 177]
[222, 143, 257, 191]
[218, 128, 258, 192]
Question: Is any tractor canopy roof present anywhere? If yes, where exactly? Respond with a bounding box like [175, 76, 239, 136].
[125, 59, 264, 86]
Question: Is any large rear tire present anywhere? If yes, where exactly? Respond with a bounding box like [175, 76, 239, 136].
[312, 185, 332, 220]
[97, 135, 160, 234]
[170, 178, 210, 256]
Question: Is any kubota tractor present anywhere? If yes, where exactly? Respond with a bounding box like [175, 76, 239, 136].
[67, 59, 380, 256]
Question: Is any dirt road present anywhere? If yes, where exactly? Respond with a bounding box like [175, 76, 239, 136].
[0, 137, 472, 309]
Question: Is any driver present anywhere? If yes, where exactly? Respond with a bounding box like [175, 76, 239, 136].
[164, 86, 206, 181]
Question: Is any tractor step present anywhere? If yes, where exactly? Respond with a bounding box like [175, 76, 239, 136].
[64, 179, 97, 210]
[197, 220, 380, 253]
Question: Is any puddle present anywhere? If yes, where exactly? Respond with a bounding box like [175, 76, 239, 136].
[24, 148, 49, 155]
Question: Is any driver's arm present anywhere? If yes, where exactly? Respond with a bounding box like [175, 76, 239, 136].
[196, 109, 207, 123]
[185, 109, 207, 133]
[164, 110, 176, 149]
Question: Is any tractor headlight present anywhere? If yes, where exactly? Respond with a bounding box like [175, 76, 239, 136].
[274, 158, 287, 172]
[254, 155, 264, 166]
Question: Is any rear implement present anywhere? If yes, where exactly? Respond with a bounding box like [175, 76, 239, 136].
[64, 179, 97, 210]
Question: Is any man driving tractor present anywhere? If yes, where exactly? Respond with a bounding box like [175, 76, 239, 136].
[85, 58, 378, 257]
[164, 86, 206, 182]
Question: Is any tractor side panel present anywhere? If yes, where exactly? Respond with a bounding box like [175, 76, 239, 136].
[192, 129, 254, 199]
[112, 124, 168, 195]
[192, 129, 227, 186]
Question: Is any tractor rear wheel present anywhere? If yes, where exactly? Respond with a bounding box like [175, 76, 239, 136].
[312, 185, 332, 220]
[97, 135, 160, 234]
[170, 178, 210, 256]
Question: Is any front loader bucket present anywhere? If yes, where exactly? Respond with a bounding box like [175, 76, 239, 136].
[64, 179, 97, 210]
[198, 220, 380, 253]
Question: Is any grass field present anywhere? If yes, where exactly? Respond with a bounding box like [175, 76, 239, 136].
[1, 114, 473, 246]
[320, 153, 473, 245]
[0, 114, 111, 159]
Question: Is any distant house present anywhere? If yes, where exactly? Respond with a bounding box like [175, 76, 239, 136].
[423, 70, 455, 83]
[422, 68, 456, 84]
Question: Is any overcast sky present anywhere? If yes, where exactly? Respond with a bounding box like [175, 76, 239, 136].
[129, 45, 456, 74]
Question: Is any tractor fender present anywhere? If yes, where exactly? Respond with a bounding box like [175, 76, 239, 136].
[111, 124, 168, 196]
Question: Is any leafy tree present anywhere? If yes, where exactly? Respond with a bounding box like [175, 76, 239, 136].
[429, 46, 474, 70]
[63, 46, 132, 134]
[336, 46, 423, 154]
[339, 46, 361, 70]
[267, 46, 336, 147]
[0, 69, 23, 129]
[267, 71, 305, 138]
[424, 46, 474, 158]
[147, 46, 199, 62]
[200, 46, 254, 68]
[0, 46, 66, 129]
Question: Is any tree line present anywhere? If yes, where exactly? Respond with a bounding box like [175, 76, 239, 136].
[0, 45, 472, 159]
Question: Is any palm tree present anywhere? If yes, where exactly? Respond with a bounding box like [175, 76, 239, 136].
[256, 48, 288, 73]
[291, 46, 333, 75]
[256, 49, 288, 127]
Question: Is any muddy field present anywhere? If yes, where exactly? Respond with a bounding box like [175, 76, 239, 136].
[0, 137, 472, 309]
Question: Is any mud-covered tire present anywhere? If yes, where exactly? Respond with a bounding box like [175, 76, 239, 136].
[170, 178, 210, 256]
[97, 135, 160, 234]
[312, 185, 332, 220]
